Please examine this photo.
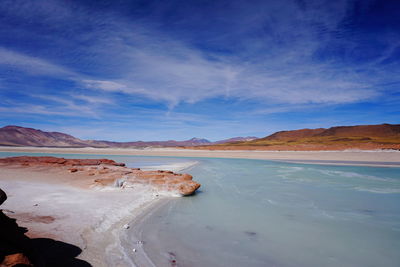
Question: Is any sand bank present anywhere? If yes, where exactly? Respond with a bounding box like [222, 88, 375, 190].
[0, 146, 399, 167]
[0, 156, 200, 266]
[0, 166, 160, 266]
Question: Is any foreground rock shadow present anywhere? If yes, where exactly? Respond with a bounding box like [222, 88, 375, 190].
[0, 210, 91, 267]
[30, 238, 91, 267]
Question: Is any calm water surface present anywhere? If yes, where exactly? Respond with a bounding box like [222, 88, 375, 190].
[133, 158, 400, 267]
[1, 152, 399, 266]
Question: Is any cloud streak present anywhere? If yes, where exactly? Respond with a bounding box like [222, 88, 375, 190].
[1, 0, 391, 107]
[0, 0, 399, 140]
[0, 47, 75, 77]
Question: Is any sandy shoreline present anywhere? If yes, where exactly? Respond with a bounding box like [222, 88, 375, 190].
[0, 165, 164, 266]
[0, 156, 200, 266]
[0, 146, 399, 167]
[120, 198, 173, 267]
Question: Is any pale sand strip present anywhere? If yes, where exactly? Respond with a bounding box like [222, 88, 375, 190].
[0, 146, 399, 167]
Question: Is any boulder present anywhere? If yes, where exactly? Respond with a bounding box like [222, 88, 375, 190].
[178, 181, 201, 196]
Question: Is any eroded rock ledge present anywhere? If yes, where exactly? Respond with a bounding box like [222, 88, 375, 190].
[0, 156, 201, 196]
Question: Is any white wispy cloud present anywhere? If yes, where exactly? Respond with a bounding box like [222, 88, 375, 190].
[82, 80, 127, 92]
[0, 93, 112, 119]
[66, 0, 385, 107]
[72, 94, 113, 104]
[0, 47, 74, 77]
[0, 104, 87, 117]
[0, 0, 396, 113]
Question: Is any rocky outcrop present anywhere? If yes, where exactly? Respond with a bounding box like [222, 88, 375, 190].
[0, 156, 200, 196]
[92, 169, 201, 196]
[0, 156, 125, 167]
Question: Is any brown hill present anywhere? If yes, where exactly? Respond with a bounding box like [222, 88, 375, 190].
[262, 128, 325, 141]
[315, 124, 400, 138]
[254, 124, 400, 143]
[0, 126, 88, 147]
[0, 125, 240, 148]
[195, 124, 400, 151]
[258, 124, 400, 142]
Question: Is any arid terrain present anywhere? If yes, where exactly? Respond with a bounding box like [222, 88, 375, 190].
[0, 125, 254, 148]
[1, 124, 398, 151]
[192, 124, 400, 151]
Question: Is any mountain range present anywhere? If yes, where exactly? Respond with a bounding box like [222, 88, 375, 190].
[201, 123, 400, 150]
[1, 124, 399, 150]
[0, 125, 257, 148]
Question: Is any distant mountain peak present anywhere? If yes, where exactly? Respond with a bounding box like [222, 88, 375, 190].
[188, 137, 211, 143]
[213, 136, 258, 144]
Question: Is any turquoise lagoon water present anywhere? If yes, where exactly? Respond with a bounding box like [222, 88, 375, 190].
[1, 152, 400, 266]
[131, 158, 400, 267]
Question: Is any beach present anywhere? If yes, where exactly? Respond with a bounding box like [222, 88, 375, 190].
[0, 165, 163, 266]
[0, 154, 199, 266]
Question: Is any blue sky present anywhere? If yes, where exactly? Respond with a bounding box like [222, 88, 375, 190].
[0, 0, 399, 141]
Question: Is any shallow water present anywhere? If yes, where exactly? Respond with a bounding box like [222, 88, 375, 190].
[130, 158, 400, 267]
[1, 152, 400, 266]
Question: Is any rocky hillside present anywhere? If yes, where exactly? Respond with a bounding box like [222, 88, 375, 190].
[0, 126, 87, 147]
[254, 124, 400, 142]
[0, 125, 245, 148]
[196, 124, 400, 151]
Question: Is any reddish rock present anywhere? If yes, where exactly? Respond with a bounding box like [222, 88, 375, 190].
[180, 174, 193, 181]
[0, 156, 125, 167]
[1, 253, 33, 266]
[140, 174, 165, 179]
[0, 156, 201, 195]
[98, 169, 109, 174]
[178, 181, 201, 196]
